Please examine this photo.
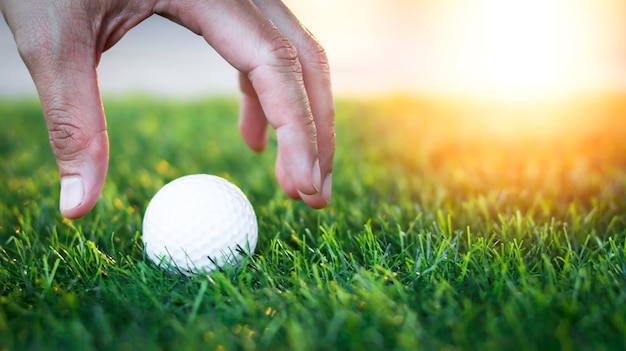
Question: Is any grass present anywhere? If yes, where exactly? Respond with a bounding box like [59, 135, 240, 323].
[1, 94, 626, 350]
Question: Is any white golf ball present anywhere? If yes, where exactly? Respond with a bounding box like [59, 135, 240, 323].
[142, 174, 258, 275]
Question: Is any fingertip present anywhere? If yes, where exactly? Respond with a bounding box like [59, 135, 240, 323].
[298, 172, 332, 209]
[292, 159, 321, 197]
[312, 159, 322, 193]
[299, 192, 328, 210]
[60, 176, 84, 217]
[322, 173, 332, 204]
[59, 173, 104, 219]
[277, 157, 332, 209]
[56, 132, 109, 219]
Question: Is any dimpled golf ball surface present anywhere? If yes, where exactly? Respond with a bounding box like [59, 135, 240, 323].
[142, 174, 258, 275]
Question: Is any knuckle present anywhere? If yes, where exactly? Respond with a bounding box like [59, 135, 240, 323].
[270, 32, 298, 61]
[301, 35, 330, 68]
[46, 108, 91, 161]
[265, 28, 301, 71]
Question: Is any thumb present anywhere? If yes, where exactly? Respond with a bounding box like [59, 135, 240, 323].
[25, 48, 109, 219]
[5, 2, 113, 219]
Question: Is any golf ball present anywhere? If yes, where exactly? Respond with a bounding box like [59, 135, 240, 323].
[142, 174, 258, 275]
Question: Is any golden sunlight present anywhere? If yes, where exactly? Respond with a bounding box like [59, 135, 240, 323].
[285, 1, 624, 163]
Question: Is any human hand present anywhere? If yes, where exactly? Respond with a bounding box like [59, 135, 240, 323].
[0, 0, 335, 219]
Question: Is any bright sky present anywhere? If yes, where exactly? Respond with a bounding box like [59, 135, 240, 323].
[0, 1, 625, 98]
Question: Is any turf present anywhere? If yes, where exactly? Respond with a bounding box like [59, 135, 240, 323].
[1, 95, 625, 351]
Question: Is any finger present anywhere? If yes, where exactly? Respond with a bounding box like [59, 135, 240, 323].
[17, 18, 109, 219]
[156, 0, 322, 197]
[250, 0, 336, 204]
[238, 72, 268, 152]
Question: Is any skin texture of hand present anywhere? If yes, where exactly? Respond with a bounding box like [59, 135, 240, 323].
[0, 0, 335, 219]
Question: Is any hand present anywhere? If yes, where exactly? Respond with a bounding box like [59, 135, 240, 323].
[0, 0, 335, 219]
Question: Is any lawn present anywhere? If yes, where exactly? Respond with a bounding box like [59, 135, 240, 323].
[1, 95, 625, 351]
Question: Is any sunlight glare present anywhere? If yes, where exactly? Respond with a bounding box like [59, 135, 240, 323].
[478, 0, 569, 97]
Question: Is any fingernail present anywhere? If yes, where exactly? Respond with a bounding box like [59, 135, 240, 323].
[312, 160, 322, 193]
[60, 176, 84, 213]
[322, 173, 332, 203]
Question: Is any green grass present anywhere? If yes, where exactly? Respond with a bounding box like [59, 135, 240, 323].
[1, 95, 626, 350]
